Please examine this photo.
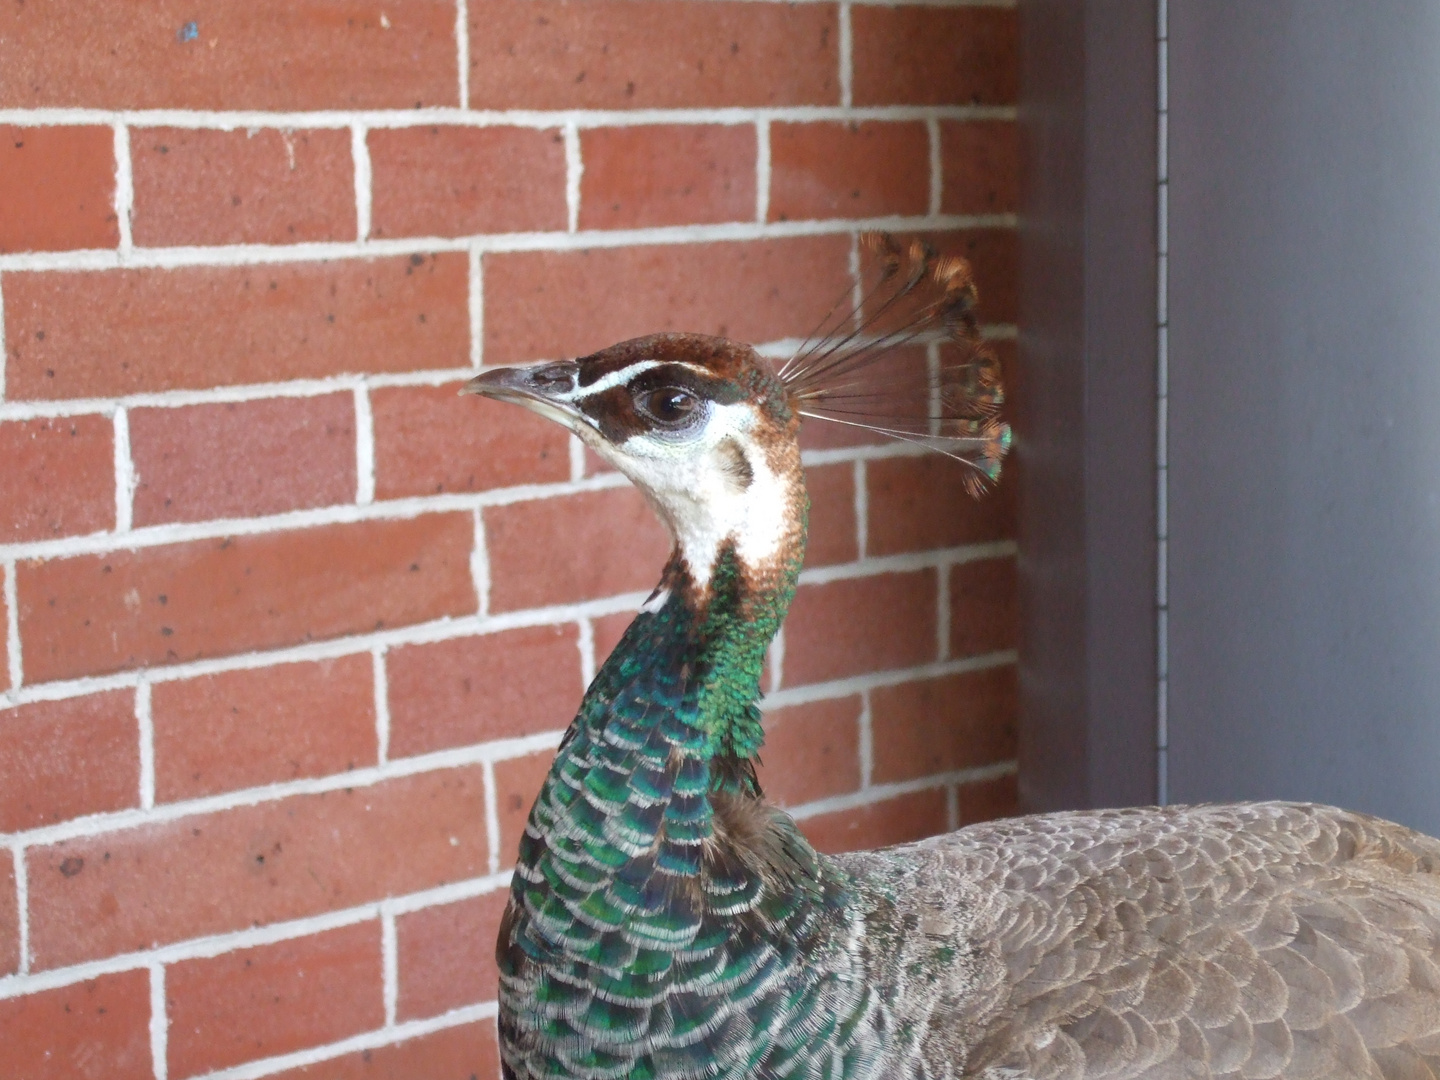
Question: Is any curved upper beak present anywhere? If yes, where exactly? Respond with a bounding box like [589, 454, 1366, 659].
[461, 361, 586, 431]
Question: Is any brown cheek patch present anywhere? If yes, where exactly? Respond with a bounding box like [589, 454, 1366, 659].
[579, 385, 648, 443]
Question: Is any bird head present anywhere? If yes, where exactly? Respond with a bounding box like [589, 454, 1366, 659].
[464, 332, 805, 593]
[464, 235, 1010, 597]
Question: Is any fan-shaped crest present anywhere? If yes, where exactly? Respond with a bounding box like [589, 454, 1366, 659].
[774, 233, 1012, 497]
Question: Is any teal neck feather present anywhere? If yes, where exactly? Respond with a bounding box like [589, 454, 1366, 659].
[500, 490, 879, 1080]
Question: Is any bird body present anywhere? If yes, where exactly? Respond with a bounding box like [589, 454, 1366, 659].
[466, 238, 1440, 1079]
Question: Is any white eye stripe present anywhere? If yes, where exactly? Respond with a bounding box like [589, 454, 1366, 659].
[567, 360, 714, 400]
[565, 361, 663, 399]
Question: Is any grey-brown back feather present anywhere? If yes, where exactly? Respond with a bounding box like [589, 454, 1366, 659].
[838, 802, 1440, 1079]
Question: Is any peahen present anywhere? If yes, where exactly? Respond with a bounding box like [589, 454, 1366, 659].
[464, 236, 1440, 1080]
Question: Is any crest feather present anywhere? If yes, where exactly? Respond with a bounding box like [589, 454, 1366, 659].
[773, 233, 1011, 497]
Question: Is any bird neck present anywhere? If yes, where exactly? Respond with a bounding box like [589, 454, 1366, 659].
[582, 502, 806, 769]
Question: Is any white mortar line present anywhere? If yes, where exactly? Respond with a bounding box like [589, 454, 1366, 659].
[936, 560, 952, 660]
[136, 680, 155, 810]
[926, 116, 944, 216]
[754, 118, 772, 223]
[112, 123, 134, 253]
[372, 646, 391, 765]
[797, 539, 1016, 585]
[351, 123, 372, 241]
[455, 0, 471, 109]
[568, 435, 587, 482]
[0, 275, 7, 401]
[470, 508, 491, 617]
[0, 869, 515, 1005]
[12, 845, 28, 974]
[761, 649, 1016, 709]
[576, 618, 596, 688]
[380, 910, 399, 1027]
[198, 1001, 501, 1080]
[353, 386, 376, 505]
[149, 963, 169, 1080]
[1, 546, 1015, 713]
[0, 323, 1011, 424]
[1, 644, 1020, 852]
[767, 628, 785, 694]
[784, 760, 1016, 821]
[0, 104, 1017, 132]
[467, 247, 484, 369]
[3, 562, 20, 693]
[112, 407, 135, 532]
[482, 758, 502, 877]
[857, 689, 874, 787]
[839, 3, 855, 108]
[0, 470, 634, 562]
[0, 212, 1018, 273]
[563, 123, 583, 233]
[852, 459, 868, 558]
[0, 593, 656, 710]
[1, 732, 565, 851]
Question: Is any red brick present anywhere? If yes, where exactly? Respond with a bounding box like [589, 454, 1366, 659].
[0, 970, 152, 1080]
[592, 610, 637, 670]
[387, 626, 583, 757]
[867, 456, 1014, 556]
[369, 126, 566, 239]
[4, 254, 468, 400]
[580, 125, 756, 230]
[0, 415, 115, 542]
[396, 889, 508, 1020]
[483, 487, 671, 612]
[804, 463, 857, 568]
[0, 691, 138, 833]
[851, 6, 1018, 106]
[0, 126, 116, 253]
[0, 587, 7, 695]
[799, 788, 948, 854]
[270, 1021, 501, 1080]
[769, 122, 929, 222]
[941, 121, 1020, 215]
[130, 394, 356, 526]
[959, 772, 1019, 826]
[168, 922, 383, 1078]
[870, 667, 1017, 785]
[758, 696, 861, 807]
[131, 127, 355, 247]
[860, 229, 1018, 325]
[151, 656, 377, 803]
[0, 849, 17, 975]
[27, 766, 486, 970]
[483, 236, 851, 363]
[493, 750, 555, 862]
[372, 384, 570, 500]
[469, 0, 837, 110]
[782, 571, 938, 687]
[0, 1, 457, 110]
[18, 514, 475, 683]
[950, 556, 1018, 658]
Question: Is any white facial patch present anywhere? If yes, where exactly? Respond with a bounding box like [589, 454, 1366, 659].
[601, 401, 800, 589]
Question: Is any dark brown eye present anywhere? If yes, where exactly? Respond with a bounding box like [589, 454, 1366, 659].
[640, 387, 698, 425]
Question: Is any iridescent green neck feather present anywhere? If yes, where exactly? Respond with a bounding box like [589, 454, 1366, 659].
[498, 479, 880, 1080]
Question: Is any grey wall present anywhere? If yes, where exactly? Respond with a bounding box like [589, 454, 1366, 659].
[1165, 3, 1440, 834]
[1017, 0, 1159, 812]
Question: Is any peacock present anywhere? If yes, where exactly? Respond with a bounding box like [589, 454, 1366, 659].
[464, 235, 1440, 1080]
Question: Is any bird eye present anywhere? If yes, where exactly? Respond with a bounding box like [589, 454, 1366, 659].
[639, 387, 698, 425]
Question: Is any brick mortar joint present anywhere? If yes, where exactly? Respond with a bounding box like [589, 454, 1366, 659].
[0, 759, 1018, 1010]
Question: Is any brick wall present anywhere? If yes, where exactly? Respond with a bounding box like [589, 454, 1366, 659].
[0, 1, 1019, 1076]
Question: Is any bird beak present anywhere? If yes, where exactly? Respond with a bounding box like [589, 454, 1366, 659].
[461, 362, 586, 431]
